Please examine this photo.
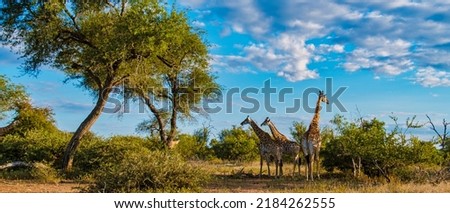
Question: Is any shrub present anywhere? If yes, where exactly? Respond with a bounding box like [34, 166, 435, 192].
[73, 135, 150, 177]
[0, 162, 60, 183]
[211, 126, 259, 162]
[0, 130, 70, 167]
[87, 149, 208, 192]
[174, 133, 213, 160]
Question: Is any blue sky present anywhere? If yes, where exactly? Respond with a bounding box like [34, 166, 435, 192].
[1, 0, 449, 140]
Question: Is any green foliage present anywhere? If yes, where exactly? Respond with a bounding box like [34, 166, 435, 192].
[211, 126, 259, 162]
[290, 121, 307, 143]
[0, 75, 28, 120]
[0, 162, 60, 183]
[8, 103, 59, 136]
[322, 115, 443, 180]
[73, 135, 150, 176]
[87, 149, 208, 192]
[0, 130, 70, 167]
[174, 133, 213, 160]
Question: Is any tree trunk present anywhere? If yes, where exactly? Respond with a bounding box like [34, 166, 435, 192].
[142, 95, 167, 143]
[0, 119, 19, 137]
[352, 157, 357, 177]
[62, 86, 112, 171]
[357, 156, 362, 177]
[166, 82, 178, 146]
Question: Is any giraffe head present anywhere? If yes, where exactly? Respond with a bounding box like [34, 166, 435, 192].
[260, 117, 272, 126]
[319, 90, 329, 104]
[240, 115, 252, 126]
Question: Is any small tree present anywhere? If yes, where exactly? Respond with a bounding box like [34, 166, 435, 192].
[290, 121, 307, 143]
[211, 126, 259, 162]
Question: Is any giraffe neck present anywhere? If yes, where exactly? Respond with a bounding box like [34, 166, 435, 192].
[268, 122, 288, 142]
[308, 97, 322, 132]
[249, 120, 271, 142]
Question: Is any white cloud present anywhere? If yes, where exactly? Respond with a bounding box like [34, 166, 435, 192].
[317, 44, 345, 54]
[344, 36, 413, 75]
[216, 0, 272, 36]
[288, 20, 324, 31]
[179, 0, 207, 8]
[415, 67, 450, 87]
[213, 33, 319, 82]
[192, 20, 205, 28]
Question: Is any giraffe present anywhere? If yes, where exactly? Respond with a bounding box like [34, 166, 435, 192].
[0, 120, 18, 137]
[261, 117, 303, 177]
[240, 116, 282, 178]
[302, 90, 329, 181]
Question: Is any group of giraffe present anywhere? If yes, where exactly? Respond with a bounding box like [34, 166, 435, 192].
[241, 91, 329, 181]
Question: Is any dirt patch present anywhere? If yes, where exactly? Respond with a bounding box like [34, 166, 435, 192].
[0, 179, 86, 193]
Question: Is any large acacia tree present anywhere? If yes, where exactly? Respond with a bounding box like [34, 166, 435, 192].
[128, 11, 219, 146]
[0, 0, 208, 170]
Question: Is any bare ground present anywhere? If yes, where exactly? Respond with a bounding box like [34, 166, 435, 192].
[0, 179, 86, 193]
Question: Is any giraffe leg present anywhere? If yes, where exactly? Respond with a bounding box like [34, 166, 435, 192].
[259, 155, 263, 178]
[293, 157, 297, 178]
[304, 154, 310, 181]
[310, 156, 314, 182]
[274, 158, 278, 178]
[316, 158, 320, 180]
[279, 159, 283, 177]
[266, 156, 271, 177]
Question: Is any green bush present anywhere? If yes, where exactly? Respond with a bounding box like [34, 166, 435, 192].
[211, 126, 259, 162]
[0, 130, 70, 167]
[0, 162, 60, 183]
[174, 133, 213, 160]
[87, 149, 208, 192]
[73, 135, 150, 177]
[321, 115, 444, 180]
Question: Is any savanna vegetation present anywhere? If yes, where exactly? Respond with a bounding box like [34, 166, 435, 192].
[1, 1, 449, 193]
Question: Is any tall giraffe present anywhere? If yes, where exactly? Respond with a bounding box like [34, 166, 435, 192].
[240, 116, 282, 178]
[302, 90, 329, 181]
[261, 117, 303, 177]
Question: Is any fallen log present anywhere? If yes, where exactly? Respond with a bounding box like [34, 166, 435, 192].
[0, 161, 32, 170]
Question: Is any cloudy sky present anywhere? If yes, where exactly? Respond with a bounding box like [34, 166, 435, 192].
[1, 0, 449, 139]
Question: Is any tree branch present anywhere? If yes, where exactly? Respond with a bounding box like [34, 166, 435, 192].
[59, 29, 97, 49]
[112, 74, 130, 86]
[71, 63, 103, 88]
[62, 6, 80, 32]
[120, 0, 126, 16]
[157, 55, 174, 68]
[141, 93, 167, 143]
[426, 115, 444, 142]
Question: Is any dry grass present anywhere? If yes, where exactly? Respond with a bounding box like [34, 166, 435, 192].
[0, 179, 86, 193]
[196, 161, 450, 193]
[1, 160, 449, 193]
